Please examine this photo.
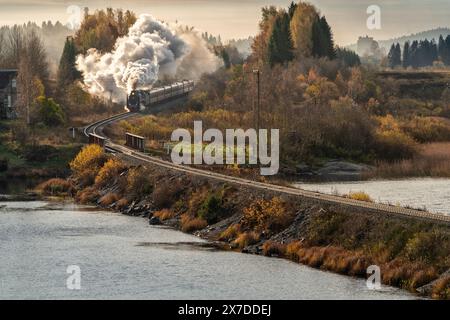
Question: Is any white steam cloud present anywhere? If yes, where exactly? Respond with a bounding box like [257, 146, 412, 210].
[76, 14, 222, 102]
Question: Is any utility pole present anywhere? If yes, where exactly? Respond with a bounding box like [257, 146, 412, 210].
[253, 69, 260, 134]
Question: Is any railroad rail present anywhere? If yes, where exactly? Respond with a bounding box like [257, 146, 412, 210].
[84, 112, 450, 225]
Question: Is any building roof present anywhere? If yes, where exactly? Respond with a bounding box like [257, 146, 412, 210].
[0, 69, 18, 90]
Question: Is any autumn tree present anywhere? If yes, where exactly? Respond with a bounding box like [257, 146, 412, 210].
[289, 2, 318, 58]
[75, 8, 137, 53]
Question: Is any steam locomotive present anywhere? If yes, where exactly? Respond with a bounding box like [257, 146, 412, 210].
[126, 80, 195, 112]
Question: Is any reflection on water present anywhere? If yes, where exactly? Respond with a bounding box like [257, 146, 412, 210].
[295, 178, 450, 215]
[0, 201, 415, 300]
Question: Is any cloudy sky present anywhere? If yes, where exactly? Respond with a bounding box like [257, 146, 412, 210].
[0, 0, 449, 45]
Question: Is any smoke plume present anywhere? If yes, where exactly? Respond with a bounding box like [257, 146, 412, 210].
[76, 14, 222, 102]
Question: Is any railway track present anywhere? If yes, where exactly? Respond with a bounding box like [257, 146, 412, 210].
[84, 112, 450, 225]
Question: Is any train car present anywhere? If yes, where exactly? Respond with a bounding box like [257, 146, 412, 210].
[127, 80, 194, 112]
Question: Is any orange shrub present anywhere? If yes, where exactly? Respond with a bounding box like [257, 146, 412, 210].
[262, 241, 287, 257]
[99, 192, 120, 206]
[180, 214, 208, 233]
[432, 276, 450, 300]
[219, 224, 241, 241]
[154, 209, 176, 221]
[76, 187, 100, 204]
[37, 178, 74, 196]
[233, 232, 260, 249]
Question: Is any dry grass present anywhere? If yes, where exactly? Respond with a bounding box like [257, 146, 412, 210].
[432, 276, 450, 300]
[293, 246, 370, 276]
[37, 178, 74, 196]
[233, 231, 260, 249]
[365, 143, 450, 178]
[381, 259, 438, 290]
[154, 209, 176, 221]
[219, 224, 241, 241]
[262, 241, 287, 257]
[347, 191, 373, 202]
[99, 192, 120, 206]
[75, 187, 100, 204]
[116, 198, 129, 210]
[95, 159, 126, 188]
[180, 214, 208, 233]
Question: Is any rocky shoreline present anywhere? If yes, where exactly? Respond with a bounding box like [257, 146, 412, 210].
[35, 143, 450, 299]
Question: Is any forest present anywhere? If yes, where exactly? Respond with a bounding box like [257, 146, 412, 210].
[119, 1, 450, 178]
[1, 1, 450, 179]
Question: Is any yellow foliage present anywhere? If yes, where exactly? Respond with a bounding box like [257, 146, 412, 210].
[70, 144, 108, 185]
[95, 158, 126, 187]
[242, 197, 292, 234]
[348, 191, 373, 203]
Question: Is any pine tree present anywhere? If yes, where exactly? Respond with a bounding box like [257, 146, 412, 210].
[394, 43, 402, 66]
[443, 35, 450, 65]
[311, 16, 335, 59]
[388, 43, 401, 68]
[319, 17, 335, 59]
[268, 12, 294, 67]
[402, 41, 410, 68]
[410, 40, 419, 68]
[57, 37, 81, 88]
[288, 1, 297, 19]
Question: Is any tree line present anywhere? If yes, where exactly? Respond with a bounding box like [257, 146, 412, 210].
[252, 1, 339, 68]
[388, 35, 450, 68]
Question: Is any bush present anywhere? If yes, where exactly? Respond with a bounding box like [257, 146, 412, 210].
[151, 179, 184, 208]
[404, 230, 450, 264]
[76, 186, 100, 204]
[242, 197, 293, 234]
[180, 214, 208, 233]
[347, 191, 373, 202]
[262, 241, 287, 257]
[37, 178, 74, 196]
[374, 116, 417, 161]
[37, 96, 65, 127]
[219, 224, 241, 241]
[126, 167, 154, 199]
[99, 192, 120, 206]
[233, 232, 260, 249]
[402, 117, 450, 143]
[154, 209, 176, 221]
[432, 276, 450, 300]
[197, 193, 223, 224]
[23, 145, 58, 162]
[70, 145, 108, 186]
[95, 158, 126, 187]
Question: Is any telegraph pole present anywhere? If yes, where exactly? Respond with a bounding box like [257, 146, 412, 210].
[253, 69, 260, 134]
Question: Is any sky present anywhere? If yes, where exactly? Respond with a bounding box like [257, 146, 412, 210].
[0, 0, 449, 45]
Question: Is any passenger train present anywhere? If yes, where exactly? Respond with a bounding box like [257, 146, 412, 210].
[126, 80, 194, 112]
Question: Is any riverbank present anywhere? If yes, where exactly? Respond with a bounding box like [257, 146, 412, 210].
[37, 144, 450, 300]
[0, 200, 415, 299]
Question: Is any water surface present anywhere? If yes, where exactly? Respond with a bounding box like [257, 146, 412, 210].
[295, 178, 450, 215]
[0, 201, 415, 300]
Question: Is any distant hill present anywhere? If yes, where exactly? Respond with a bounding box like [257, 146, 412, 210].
[347, 28, 450, 53]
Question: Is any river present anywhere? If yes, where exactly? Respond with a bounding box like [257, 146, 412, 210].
[295, 178, 450, 215]
[0, 200, 415, 300]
